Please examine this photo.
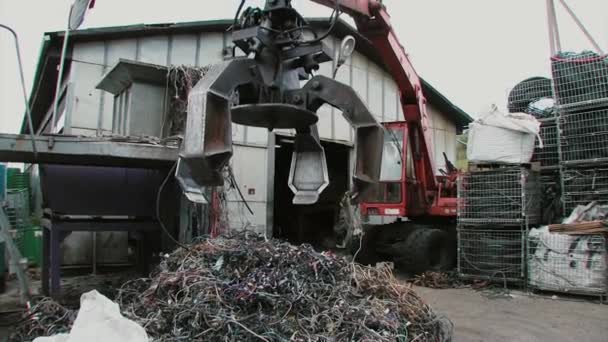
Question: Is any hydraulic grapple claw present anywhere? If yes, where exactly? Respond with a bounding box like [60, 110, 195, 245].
[177, 1, 384, 205]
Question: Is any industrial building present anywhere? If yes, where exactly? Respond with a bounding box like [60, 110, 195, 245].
[15, 18, 471, 270]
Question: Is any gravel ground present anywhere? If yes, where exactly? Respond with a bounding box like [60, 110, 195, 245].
[414, 286, 608, 342]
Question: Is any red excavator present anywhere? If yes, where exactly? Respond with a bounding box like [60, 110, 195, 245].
[311, 0, 459, 271]
[178, 0, 459, 272]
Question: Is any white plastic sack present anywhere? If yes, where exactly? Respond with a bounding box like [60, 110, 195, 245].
[467, 106, 541, 164]
[34, 290, 148, 342]
[528, 227, 607, 293]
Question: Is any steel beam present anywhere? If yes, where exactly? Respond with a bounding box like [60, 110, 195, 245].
[0, 133, 178, 168]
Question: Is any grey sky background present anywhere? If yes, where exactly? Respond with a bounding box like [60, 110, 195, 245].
[0, 0, 606, 134]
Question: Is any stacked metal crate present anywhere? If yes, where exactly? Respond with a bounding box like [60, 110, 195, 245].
[535, 113, 562, 225]
[457, 166, 541, 283]
[507, 77, 563, 225]
[552, 52, 608, 213]
[524, 52, 608, 299]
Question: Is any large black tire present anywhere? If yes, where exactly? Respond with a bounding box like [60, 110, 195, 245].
[349, 226, 381, 265]
[395, 228, 455, 274]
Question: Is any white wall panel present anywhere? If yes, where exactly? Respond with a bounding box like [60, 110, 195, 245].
[334, 111, 351, 142]
[247, 127, 269, 145]
[138, 36, 169, 65]
[231, 145, 267, 202]
[101, 39, 138, 132]
[317, 105, 333, 140]
[198, 32, 224, 65]
[170, 34, 198, 65]
[70, 42, 105, 130]
[384, 76, 399, 121]
[368, 71, 383, 121]
[106, 39, 137, 65]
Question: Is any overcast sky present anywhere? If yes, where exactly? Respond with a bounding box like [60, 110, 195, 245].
[0, 0, 606, 134]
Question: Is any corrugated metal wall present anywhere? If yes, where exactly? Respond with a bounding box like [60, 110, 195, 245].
[64, 29, 458, 233]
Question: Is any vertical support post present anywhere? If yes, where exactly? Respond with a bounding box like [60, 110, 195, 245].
[546, 0, 557, 56]
[558, 0, 605, 54]
[51, 14, 72, 135]
[547, 0, 562, 54]
[42, 226, 50, 295]
[91, 232, 97, 275]
[265, 132, 276, 239]
[49, 224, 62, 298]
[0, 24, 37, 156]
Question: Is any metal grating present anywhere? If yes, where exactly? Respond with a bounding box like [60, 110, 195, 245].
[532, 119, 559, 168]
[559, 108, 608, 165]
[562, 167, 608, 213]
[527, 229, 607, 295]
[551, 52, 608, 111]
[458, 228, 526, 282]
[458, 167, 541, 225]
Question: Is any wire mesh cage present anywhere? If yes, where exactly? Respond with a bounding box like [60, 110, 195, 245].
[458, 228, 526, 283]
[457, 167, 541, 225]
[527, 228, 607, 295]
[551, 51, 608, 111]
[559, 108, 608, 165]
[507, 77, 554, 117]
[562, 167, 608, 213]
[540, 170, 562, 224]
[532, 119, 559, 168]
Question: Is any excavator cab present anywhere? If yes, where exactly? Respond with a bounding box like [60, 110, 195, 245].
[361, 122, 408, 217]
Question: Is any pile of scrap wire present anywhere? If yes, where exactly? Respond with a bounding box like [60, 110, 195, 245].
[115, 233, 452, 341]
[10, 233, 452, 341]
[9, 298, 77, 340]
[412, 271, 463, 289]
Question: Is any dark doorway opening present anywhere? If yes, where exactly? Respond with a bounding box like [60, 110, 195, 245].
[273, 135, 351, 249]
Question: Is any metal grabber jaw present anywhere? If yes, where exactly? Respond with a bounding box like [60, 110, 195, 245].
[176, 58, 384, 205]
[176, 0, 383, 205]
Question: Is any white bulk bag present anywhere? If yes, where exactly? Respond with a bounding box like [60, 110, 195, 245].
[467, 106, 541, 164]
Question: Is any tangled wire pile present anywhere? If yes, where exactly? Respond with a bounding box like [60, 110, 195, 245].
[11, 234, 452, 341]
[116, 233, 452, 341]
[166, 65, 210, 136]
[9, 299, 77, 340]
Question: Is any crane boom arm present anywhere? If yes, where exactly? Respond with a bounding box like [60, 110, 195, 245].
[311, 0, 438, 190]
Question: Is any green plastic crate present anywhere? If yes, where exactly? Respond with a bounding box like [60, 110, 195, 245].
[7, 168, 30, 192]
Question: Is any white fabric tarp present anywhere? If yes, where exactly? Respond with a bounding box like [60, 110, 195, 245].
[467, 107, 541, 164]
[34, 290, 148, 342]
[528, 226, 607, 294]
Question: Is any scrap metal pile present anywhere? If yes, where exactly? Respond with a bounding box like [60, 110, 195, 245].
[11, 234, 452, 341]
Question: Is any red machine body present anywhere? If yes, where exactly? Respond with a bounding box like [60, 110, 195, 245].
[312, 0, 458, 220]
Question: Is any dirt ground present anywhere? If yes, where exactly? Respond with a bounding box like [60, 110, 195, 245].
[414, 286, 608, 342]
